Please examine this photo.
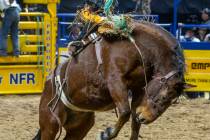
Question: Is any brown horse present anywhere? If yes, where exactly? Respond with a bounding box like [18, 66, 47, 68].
[33, 21, 187, 140]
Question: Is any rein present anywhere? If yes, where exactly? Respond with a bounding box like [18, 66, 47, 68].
[129, 36, 179, 94]
[129, 36, 149, 91]
[148, 70, 179, 113]
[129, 36, 181, 120]
[156, 70, 178, 84]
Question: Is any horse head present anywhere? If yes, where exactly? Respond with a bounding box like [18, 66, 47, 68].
[136, 70, 187, 124]
[130, 22, 194, 124]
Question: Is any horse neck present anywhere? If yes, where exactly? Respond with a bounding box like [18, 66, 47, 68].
[152, 49, 178, 77]
[133, 22, 181, 77]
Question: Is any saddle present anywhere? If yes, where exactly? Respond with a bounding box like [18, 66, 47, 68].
[68, 31, 103, 67]
[98, 15, 134, 38]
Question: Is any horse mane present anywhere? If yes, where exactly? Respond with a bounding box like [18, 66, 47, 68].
[131, 21, 185, 77]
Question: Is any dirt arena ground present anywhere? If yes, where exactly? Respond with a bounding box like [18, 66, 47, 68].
[0, 95, 210, 140]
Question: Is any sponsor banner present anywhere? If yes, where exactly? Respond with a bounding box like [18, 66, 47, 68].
[184, 50, 210, 92]
[185, 74, 210, 91]
[186, 59, 210, 73]
[0, 67, 43, 94]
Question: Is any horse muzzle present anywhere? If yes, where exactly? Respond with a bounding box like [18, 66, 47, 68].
[136, 113, 150, 124]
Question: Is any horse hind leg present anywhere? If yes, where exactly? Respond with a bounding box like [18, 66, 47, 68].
[64, 112, 95, 140]
[33, 127, 59, 140]
[37, 80, 65, 140]
[38, 103, 60, 140]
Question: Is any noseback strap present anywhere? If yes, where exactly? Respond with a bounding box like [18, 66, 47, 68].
[158, 70, 178, 83]
[163, 70, 178, 80]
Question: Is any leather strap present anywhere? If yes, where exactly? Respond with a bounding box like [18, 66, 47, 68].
[55, 75, 92, 112]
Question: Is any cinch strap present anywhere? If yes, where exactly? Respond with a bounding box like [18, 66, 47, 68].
[55, 75, 92, 112]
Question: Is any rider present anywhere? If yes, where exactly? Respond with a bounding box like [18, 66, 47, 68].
[68, 0, 103, 51]
[68, 0, 118, 55]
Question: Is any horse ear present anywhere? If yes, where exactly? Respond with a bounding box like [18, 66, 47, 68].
[175, 82, 197, 89]
[182, 83, 197, 89]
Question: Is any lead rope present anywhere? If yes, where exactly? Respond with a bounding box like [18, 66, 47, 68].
[129, 36, 148, 92]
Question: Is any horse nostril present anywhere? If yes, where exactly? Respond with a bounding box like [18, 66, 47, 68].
[162, 96, 167, 101]
[152, 104, 157, 109]
[139, 117, 146, 123]
[137, 114, 146, 123]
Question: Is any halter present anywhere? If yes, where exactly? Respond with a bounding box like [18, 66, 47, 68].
[146, 70, 180, 117]
[130, 36, 183, 122]
[156, 70, 178, 84]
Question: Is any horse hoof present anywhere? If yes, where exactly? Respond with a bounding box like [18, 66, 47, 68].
[105, 127, 114, 136]
[96, 127, 114, 140]
[96, 131, 105, 140]
[96, 131, 108, 140]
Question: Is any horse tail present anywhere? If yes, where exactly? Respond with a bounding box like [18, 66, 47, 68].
[32, 129, 41, 140]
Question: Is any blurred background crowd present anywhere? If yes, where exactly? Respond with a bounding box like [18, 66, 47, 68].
[14, 0, 210, 43]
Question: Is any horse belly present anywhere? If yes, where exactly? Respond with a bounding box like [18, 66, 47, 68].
[82, 86, 115, 111]
[69, 79, 115, 111]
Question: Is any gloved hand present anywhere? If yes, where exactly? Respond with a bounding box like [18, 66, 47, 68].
[0, 12, 4, 20]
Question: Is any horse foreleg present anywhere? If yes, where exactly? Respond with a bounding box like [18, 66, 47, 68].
[130, 92, 144, 140]
[130, 110, 141, 140]
[64, 112, 95, 140]
[98, 74, 131, 140]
